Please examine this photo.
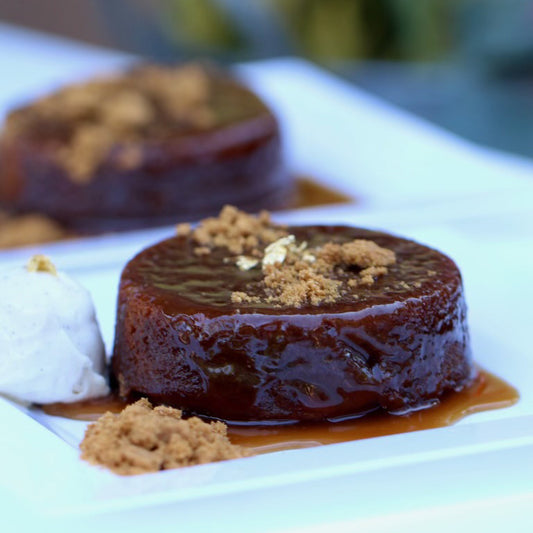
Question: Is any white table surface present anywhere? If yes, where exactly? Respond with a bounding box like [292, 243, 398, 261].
[0, 23, 532, 533]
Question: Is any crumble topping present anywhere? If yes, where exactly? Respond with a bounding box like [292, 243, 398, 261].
[177, 204, 287, 255]
[0, 212, 67, 248]
[177, 206, 397, 307]
[26, 254, 57, 275]
[3, 64, 216, 183]
[235, 236, 396, 307]
[236, 255, 260, 271]
[80, 398, 250, 476]
[175, 222, 192, 237]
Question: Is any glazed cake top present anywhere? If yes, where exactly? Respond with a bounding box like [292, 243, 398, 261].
[121, 206, 462, 316]
[1, 64, 271, 182]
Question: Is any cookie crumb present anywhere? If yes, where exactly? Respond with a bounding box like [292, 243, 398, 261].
[262, 262, 341, 306]
[231, 291, 260, 304]
[359, 266, 388, 286]
[191, 205, 287, 255]
[175, 222, 192, 237]
[80, 398, 250, 476]
[317, 240, 396, 269]
[26, 254, 57, 275]
[0, 212, 67, 248]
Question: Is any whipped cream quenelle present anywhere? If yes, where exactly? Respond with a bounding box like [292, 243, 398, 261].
[0, 255, 109, 404]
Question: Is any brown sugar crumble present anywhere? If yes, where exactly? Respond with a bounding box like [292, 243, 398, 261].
[0, 211, 67, 248]
[178, 206, 397, 307]
[3, 64, 215, 183]
[256, 238, 396, 306]
[26, 254, 57, 275]
[80, 398, 250, 476]
[179, 204, 288, 255]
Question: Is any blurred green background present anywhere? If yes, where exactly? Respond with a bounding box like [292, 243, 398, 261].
[1, 0, 532, 159]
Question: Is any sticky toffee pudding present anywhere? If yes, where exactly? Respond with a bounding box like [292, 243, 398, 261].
[0, 64, 289, 233]
[111, 207, 475, 424]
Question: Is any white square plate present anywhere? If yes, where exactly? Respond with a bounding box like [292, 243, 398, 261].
[0, 23, 532, 533]
[1, 202, 533, 532]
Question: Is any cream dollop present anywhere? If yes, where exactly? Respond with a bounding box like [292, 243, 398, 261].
[0, 256, 109, 404]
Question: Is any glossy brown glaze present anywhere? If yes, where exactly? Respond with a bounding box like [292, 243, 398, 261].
[111, 225, 473, 423]
[0, 70, 290, 232]
[43, 369, 518, 453]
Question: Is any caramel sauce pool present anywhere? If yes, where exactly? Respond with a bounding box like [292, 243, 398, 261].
[292, 176, 353, 208]
[43, 369, 518, 454]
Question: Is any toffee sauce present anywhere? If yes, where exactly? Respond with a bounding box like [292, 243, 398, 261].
[292, 176, 353, 208]
[111, 224, 472, 423]
[43, 368, 518, 454]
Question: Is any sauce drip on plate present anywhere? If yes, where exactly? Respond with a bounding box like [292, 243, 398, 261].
[42, 368, 517, 454]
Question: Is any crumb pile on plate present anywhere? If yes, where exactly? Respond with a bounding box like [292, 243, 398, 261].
[80, 398, 250, 475]
[0, 211, 68, 248]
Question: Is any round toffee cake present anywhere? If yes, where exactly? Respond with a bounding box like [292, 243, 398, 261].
[0, 64, 288, 233]
[111, 207, 474, 424]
